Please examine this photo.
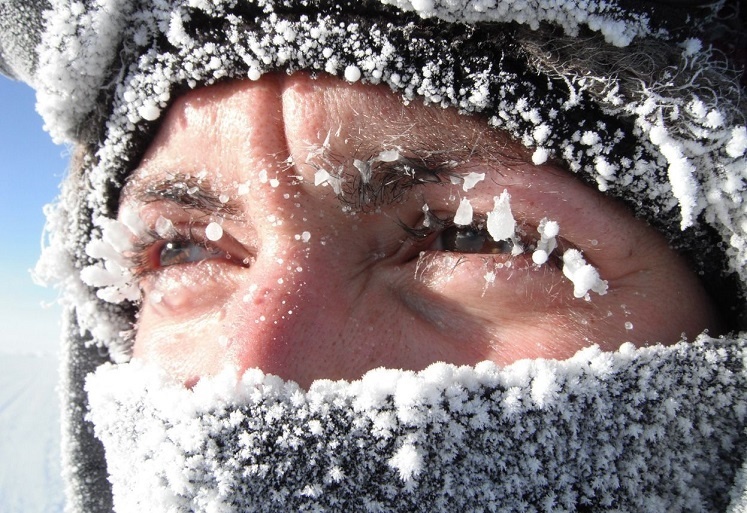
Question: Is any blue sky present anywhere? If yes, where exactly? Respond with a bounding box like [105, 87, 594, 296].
[0, 76, 67, 354]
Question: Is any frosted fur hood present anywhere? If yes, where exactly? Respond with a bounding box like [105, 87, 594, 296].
[1, 0, 746, 511]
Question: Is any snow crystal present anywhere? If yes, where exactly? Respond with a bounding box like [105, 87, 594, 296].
[247, 67, 262, 81]
[388, 443, 423, 483]
[561, 249, 608, 299]
[138, 101, 161, 121]
[726, 127, 747, 158]
[681, 38, 702, 57]
[453, 197, 473, 226]
[205, 222, 223, 241]
[486, 190, 515, 242]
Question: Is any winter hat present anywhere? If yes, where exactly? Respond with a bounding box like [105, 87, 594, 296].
[1, 0, 746, 511]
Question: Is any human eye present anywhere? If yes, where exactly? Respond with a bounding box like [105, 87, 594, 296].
[403, 215, 517, 255]
[129, 220, 251, 279]
[394, 185, 608, 305]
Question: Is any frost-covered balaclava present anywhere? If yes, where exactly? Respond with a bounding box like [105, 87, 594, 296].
[2, 0, 747, 512]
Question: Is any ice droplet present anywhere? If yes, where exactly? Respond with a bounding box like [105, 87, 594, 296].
[344, 65, 361, 82]
[205, 222, 223, 241]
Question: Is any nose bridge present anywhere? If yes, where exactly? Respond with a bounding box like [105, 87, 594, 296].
[223, 232, 356, 386]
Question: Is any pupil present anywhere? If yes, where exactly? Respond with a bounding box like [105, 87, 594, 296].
[444, 226, 487, 252]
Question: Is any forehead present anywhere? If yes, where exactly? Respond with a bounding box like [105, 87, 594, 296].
[126, 74, 529, 189]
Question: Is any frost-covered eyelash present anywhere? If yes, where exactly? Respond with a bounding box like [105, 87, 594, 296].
[126, 225, 207, 280]
[399, 211, 568, 269]
[310, 148, 463, 212]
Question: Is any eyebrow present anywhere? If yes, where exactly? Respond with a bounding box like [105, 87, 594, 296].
[312, 141, 527, 212]
[121, 173, 244, 219]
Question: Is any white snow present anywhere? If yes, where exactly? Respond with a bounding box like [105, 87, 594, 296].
[388, 443, 423, 483]
[0, 354, 64, 513]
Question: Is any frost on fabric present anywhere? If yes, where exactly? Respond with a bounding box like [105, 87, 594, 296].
[36, 0, 139, 144]
[86, 337, 747, 512]
[379, 0, 655, 47]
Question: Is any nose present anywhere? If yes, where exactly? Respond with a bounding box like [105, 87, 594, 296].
[221, 235, 375, 388]
[213, 74, 428, 388]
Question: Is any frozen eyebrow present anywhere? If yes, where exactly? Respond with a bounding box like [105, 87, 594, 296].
[122, 173, 243, 219]
[339, 151, 462, 211]
[328, 124, 532, 211]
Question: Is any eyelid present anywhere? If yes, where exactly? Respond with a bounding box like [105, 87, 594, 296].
[127, 222, 251, 279]
[399, 209, 569, 270]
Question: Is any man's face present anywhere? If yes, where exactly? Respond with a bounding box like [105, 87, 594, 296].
[120, 74, 720, 388]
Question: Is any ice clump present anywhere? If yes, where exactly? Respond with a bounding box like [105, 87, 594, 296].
[462, 172, 485, 191]
[344, 65, 362, 82]
[561, 249, 608, 299]
[454, 198, 473, 225]
[486, 190, 515, 242]
[532, 218, 559, 265]
[81, 216, 141, 304]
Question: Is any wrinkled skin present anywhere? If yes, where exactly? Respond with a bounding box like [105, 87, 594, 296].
[121, 74, 721, 388]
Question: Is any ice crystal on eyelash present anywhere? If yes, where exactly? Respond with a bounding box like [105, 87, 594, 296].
[155, 216, 177, 238]
[462, 172, 485, 192]
[454, 198, 474, 225]
[532, 218, 560, 265]
[562, 248, 608, 299]
[486, 189, 516, 242]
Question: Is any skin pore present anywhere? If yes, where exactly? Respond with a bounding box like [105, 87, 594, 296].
[121, 73, 722, 389]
